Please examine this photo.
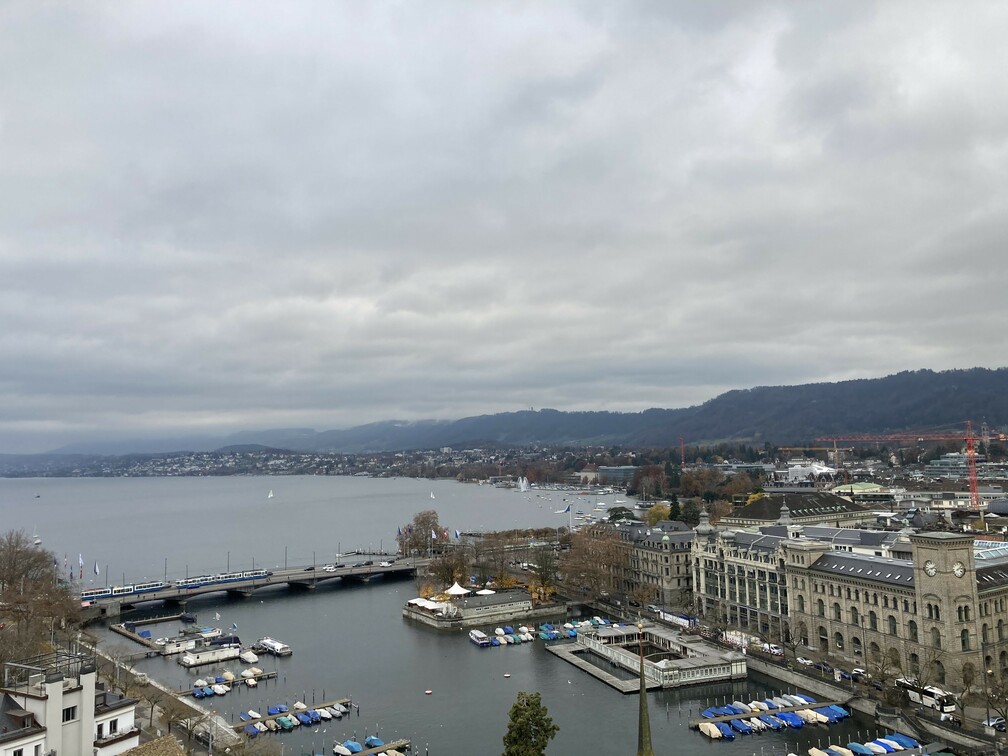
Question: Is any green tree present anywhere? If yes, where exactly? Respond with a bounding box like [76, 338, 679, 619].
[503, 691, 559, 756]
[645, 504, 670, 526]
[607, 506, 634, 523]
[681, 500, 701, 526]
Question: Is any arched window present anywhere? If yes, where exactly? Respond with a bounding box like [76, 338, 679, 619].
[817, 599, 825, 617]
[908, 620, 918, 642]
[798, 622, 808, 646]
[931, 627, 942, 649]
[852, 636, 863, 656]
[984, 624, 990, 644]
[873, 592, 878, 605]
[798, 595, 805, 612]
[833, 602, 842, 621]
[851, 607, 860, 626]
[961, 629, 971, 651]
[935, 605, 941, 621]
[1001, 650, 1008, 673]
[835, 631, 845, 650]
[957, 606, 964, 622]
[927, 604, 934, 619]
[869, 641, 881, 661]
[888, 615, 898, 636]
[966, 606, 972, 621]
[870, 611, 878, 631]
[986, 654, 993, 672]
[999, 619, 1005, 642]
[909, 653, 920, 674]
[818, 626, 828, 652]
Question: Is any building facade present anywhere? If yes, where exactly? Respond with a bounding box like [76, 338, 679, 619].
[0, 652, 139, 756]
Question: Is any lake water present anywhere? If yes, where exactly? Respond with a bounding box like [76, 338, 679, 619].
[3, 476, 884, 754]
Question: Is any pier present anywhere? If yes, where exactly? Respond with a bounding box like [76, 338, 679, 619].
[229, 698, 353, 729]
[687, 699, 852, 728]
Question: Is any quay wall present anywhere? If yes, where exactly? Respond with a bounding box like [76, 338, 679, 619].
[402, 602, 568, 630]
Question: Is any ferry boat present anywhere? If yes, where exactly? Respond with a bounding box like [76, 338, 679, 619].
[255, 636, 293, 656]
[468, 629, 490, 647]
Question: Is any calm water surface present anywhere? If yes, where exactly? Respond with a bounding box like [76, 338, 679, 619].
[4, 476, 881, 754]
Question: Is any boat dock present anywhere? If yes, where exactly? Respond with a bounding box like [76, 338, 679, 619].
[544, 643, 661, 693]
[183, 670, 278, 695]
[110, 622, 160, 649]
[359, 740, 410, 755]
[688, 699, 852, 728]
[229, 698, 354, 730]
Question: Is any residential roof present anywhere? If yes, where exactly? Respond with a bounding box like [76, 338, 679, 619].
[124, 735, 186, 756]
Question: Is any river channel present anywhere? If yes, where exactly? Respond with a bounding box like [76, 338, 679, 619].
[5, 475, 881, 754]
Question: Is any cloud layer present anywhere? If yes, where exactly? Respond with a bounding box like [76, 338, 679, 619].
[2, 1, 1007, 452]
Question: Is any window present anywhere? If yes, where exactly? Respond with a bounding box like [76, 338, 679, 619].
[962, 629, 971, 651]
[833, 602, 842, 621]
[817, 599, 825, 617]
[932, 627, 942, 649]
[909, 620, 918, 642]
[888, 615, 898, 636]
[798, 595, 805, 612]
[14, 749, 23, 756]
[870, 611, 878, 631]
[98, 723, 105, 739]
[835, 631, 845, 650]
[109, 719, 118, 734]
[62, 706, 77, 723]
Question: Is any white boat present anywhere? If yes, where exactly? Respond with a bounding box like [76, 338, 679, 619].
[293, 701, 307, 710]
[211, 684, 229, 695]
[248, 710, 261, 719]
[865, 743, 887, 754]
[32, 526, 42, 546]
[194, 678, 208, 687]
[318, 708, 332, 721]
[333, 746, 352, 756]
[245, 678, 257, 688]
[268, 490, 274, 499]
[253, 722, 267, 733]
[327, 706, 343, 719]
[263, 719, 277, 731]
[288, 714, 301, 727]
[830, 746, 855, 756]
[494, 627, 505, 636]
[698, 722, 721, 739]
[240, 668, 255, 678]
[469, 629, 490, 647]
[221, 671, 235, 682]
[239, 650, 259, 664]
[332, 703, 349, 715]
[256, 637, 292, 656]
[878, 739, 903, 751]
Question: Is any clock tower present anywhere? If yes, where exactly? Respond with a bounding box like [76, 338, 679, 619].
[910, 532, 980, 683]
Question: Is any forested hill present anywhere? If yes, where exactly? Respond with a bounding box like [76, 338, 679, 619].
[46, 367, 1008, 455]
[266, 367, 1008, 452]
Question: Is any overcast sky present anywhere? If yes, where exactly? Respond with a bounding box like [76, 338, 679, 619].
[1, 2, 1007, 453]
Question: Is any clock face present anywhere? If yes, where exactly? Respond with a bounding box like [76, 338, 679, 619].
[953, 561, 966, 578]
[924, 560, 937, 577]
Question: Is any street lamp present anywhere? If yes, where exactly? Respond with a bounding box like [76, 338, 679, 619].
[987, 667, 994, 726]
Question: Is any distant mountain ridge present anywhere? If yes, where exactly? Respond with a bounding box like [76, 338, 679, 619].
[48, 368, 1008, 455]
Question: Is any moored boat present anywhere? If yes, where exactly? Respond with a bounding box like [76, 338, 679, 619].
[469, 629, 490, 647]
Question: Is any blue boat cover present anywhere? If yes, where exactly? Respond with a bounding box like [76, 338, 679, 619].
[758, 714, 782, 730]
[714, 722, 735, 740]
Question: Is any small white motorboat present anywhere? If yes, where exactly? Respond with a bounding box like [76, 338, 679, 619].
[221, 671, 236, 682]
[293, 701, 307, 710]
[327, 706, 343, 719]
[248, 710, 261, 719]
[318, 708, 332, 721]
[239, 650, 259, 664]
[245, 678, 257, 688]
[253, 722, 267, 733]
[698, 722, 721, 739]
[333, 745, 352, 756]
[241, 668, 255, 678]
[194, 678, 208, 687]
[211, 685, 229, 696]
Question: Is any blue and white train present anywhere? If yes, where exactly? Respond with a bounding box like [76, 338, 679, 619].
[80, 569, 272, 602]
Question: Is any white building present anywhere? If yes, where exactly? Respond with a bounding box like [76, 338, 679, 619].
[1, 653, 139, 756]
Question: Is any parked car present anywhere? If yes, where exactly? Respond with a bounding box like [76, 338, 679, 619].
[379, 561, 393, 567]
[983, 716, 1006, 731]
[851, 667, 871, 681]
[628, 599, 641, 608]
[836, 669, 852, 680]
[812, 661, 834, 674]
[761, 643, 783, 655]
[323, 564, 337, 572]
[303, 566, 315, 571]
[796, 656, 814, 666]
[647, 604, 659, 613]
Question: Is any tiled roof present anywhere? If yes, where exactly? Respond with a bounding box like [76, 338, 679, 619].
[726, 491, 872, 522]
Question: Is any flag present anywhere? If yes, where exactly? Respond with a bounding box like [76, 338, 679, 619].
[563, 503, 571, 513]
[431, 529, 437, 540]
[454, 529, 461, 539]
[94, 561, 100, 576]
[397, 526, 402, 537]
[79, 553, 83, 579]
[231, 622, 238, 632]
[64, 554, 67, 570]
[53, 556, 58, 568]
[214, 612, 221, 621]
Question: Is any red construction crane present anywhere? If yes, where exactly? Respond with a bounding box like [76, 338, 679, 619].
[818, 421, 980, 510]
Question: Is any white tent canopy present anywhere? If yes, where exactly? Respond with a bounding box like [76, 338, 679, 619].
[475, 588, 496, 595]
[445, 582, 471, 596]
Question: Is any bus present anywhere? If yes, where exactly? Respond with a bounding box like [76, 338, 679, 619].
[895, 677, 957, 714]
